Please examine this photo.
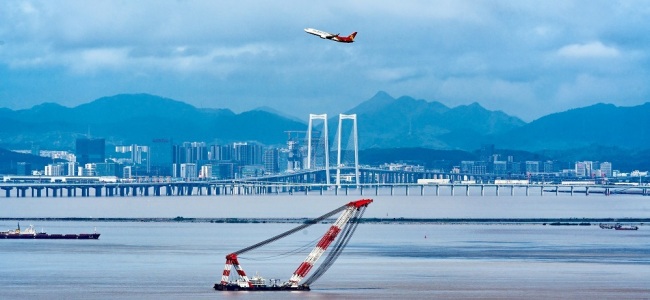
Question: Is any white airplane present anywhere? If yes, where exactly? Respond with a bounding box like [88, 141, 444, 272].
[304, 28, 357, 43]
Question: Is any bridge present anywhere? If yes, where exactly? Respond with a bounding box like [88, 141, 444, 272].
[1, 167, 648, 198]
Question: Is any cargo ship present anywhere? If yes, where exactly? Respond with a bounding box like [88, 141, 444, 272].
[0, 223, 100, 239]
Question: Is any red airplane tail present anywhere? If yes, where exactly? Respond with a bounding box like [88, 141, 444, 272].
[349, 32, 357, 41]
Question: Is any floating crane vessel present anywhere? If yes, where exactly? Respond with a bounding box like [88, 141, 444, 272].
[214, 199, 373, 291]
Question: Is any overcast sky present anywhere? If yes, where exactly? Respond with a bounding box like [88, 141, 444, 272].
[1, 1, 649, 122]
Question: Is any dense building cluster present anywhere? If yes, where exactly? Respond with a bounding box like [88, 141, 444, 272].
[9, 138, 648, 184]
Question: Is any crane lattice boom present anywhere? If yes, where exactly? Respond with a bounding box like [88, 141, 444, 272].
[215, 199, 373, 291]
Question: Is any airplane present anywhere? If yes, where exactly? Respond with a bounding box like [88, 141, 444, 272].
[304, 28, 357, 43]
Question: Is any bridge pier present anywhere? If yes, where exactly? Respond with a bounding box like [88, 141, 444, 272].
[33, 187, 43, 197]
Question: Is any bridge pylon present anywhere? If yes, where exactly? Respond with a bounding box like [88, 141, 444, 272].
[336, 114, 359, 187]
[307, 114, 330, 185]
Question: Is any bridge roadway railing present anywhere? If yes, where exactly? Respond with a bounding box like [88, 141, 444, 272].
[0, 182, 647, 197]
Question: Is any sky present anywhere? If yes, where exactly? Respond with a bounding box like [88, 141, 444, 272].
[1, 1, 650, 122]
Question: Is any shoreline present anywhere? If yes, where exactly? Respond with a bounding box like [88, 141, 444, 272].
[1, 217, 647, 225]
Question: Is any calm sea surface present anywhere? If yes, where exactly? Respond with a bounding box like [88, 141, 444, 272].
[1, 193, 649, 299]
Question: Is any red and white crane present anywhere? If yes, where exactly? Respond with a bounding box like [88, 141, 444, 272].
[215, 199, 373, 291]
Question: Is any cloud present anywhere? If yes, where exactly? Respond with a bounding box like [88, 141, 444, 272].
[366, 67, 420, 82]
[557, 41, 620, 59]
[1, 1, 650, 122]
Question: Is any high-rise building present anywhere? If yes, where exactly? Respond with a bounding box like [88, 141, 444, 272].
[460, 161, 474, 173]
[600, 162, 613, 178]
[212, 162, 235, 179]
[217, 144, 233, 161]
[180, 163, 198, 179]
[199, 164, 213, 179]
[263, 148, 280, 174]
[287, 139, 302, 171]
[123, 166, 132, 179]
[509, 161, 522, 175]
[45, 163, 67, 176]
[181, 142, 207, 163]
[543, 161, 554, 173]
[95, 162, 118, 176]
[525, 161, 540, 174]
[575, 162, 587, 177]
[76, 138, 105, 165]
[493, 161, 507, 175]
[233, 142, 263, 166]
[16, 162, 31, 176]
[584, 161, 594, 178]
[150, 138, 173, 176]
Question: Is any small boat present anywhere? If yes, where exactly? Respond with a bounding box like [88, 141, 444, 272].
[614, 223, 639, 231]
[0, 223, 100, 239]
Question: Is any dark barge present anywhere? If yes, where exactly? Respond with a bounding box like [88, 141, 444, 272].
[1, 223, 100, 239]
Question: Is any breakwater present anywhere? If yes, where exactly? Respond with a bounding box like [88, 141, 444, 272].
[1, 217, 647, 225]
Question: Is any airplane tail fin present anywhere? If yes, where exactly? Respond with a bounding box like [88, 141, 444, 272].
[349, 32, 357, 41]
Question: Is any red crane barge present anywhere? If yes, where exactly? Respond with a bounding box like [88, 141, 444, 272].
[214, 199, 373, 291]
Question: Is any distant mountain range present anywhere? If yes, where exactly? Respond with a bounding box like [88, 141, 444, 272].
[0, 94, 305, 149]
[0, 92, 648, 170]
[338, 91, 525, 149]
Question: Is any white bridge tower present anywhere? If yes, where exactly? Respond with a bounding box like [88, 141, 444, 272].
[336, 114, 359, 187]
[306, 114, 330, 185]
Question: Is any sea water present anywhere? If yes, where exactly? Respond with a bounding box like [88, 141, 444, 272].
[1, 194, 649, 299]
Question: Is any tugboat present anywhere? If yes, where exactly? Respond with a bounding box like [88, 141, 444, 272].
[614, 223, 639, 231]
[0, 223, 100, 239]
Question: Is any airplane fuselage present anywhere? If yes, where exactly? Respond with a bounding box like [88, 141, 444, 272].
[304, 28, 336, 39]
[304, 28, 356, 43]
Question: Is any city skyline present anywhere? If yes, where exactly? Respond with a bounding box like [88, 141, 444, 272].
[2, 1, 650, 122]
[14, 137, 646, 181]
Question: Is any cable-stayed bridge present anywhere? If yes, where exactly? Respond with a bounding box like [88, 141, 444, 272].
[2, 113, 648, 197]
